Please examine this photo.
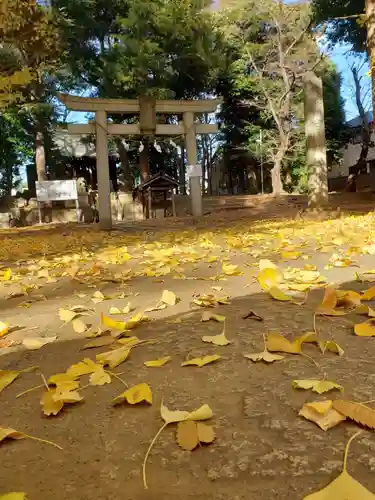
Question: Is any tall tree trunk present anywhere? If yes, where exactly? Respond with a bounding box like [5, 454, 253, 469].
[35, 130, 46, 181]
[115, 138, 133, 192]
[271, 156, 284, 195]
[367, 0, 375, 134]
[351, 67, 370, 173]
[139, 139, 149, 182]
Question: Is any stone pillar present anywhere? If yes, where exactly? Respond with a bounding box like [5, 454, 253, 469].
[304, 72, 328, 208]
[95, 110, 112, 229]
[183, 111, 202, 216]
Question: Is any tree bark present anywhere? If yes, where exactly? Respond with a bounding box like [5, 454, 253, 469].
[352, 66, 370, 173]
[35, 130, 46, 181]
[271, 155, 284, 195]
[115, 137, 133, 192]
[139, 139, 150, 182]
[367, 0, 375, 135]
[304, 72, 328, 208]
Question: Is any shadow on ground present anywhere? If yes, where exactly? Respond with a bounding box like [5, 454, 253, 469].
[2, 278, 375, 499]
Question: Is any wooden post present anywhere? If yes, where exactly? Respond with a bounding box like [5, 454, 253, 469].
[147, 187, 152, 219]
[304, 72, 328, 209]
[183, 111, 202, 216]
[95, 110, 112, 229]
[171, 191, 176, 217]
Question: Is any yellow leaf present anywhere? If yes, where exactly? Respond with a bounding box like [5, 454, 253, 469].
[109, 307, 122, 315]
[244, 350, 284, 363]
[316, 286, 338, 314]
[101, 313, 126, 332]
[268, 286, 291, 301]
[53, 388, 83, 404]
[22, 336, 56, 350]
[320, 340, 344, 356]
[333, 400, 375, 429]
[0, 427, 25, 443]
[258, 268, 281, 291]
[176, 421, 216, 451]
[96, 346, 131, 368]
[160, 403, 190, 423]
[48, 372, 77, 386]
[201, 312, 226, 322]
[202, 325, 230, 346]
[281, 251, 301, 260]
[292, 379, 343, 394]
[0, 370, 19, 394]
[1, 268, 12, 281]
[186, 404, 213, 421]
[266, 332, 301, 354]
[181, 354, 221, 367]
[176, 421, 199, 450]
[145, 303, 167, 312]
[83, 337, 114, 349]
[361, 286, 375, 301]
[112, 383, 152, 405]
[259, 259, 277, 270]
[303, 432, 375, 499]
[222, 262, 242, 276]
[336, 290, 362, 308]
[54, 380, 79, 392]
[92, 290, 106, 303]
[299, 401, 346, 431]
[125, 312, 148, 330]
[41, 390, 64, 416]
[160, 289, 178, 306]
[72, 318, 87, 333]
[89, 367, 111, 386]
[144, 356, 171, 367]
[160, 402, 213, 424]
[0, 321, 9, 337]
[66, 358, 101, 378]
[58, 308, 77, 323]
[0, 493, 27, 500]
[354, 321, 375, 336]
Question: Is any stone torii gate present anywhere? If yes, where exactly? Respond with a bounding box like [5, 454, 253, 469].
[57, 93, 220, 230]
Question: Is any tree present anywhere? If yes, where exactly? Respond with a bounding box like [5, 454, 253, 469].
[52, 0, 222, 185]
[216, 0, 325, 194]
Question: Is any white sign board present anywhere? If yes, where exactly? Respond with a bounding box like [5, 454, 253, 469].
[187, 164, 202, 178]
[36, 180, 78, 202]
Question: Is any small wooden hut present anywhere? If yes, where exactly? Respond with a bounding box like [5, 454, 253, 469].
[133, 172, 178, 219]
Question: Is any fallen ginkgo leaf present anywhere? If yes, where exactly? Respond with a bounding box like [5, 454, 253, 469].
[144, 356, 171, 367]
[303, 431, 375, 499]
[181, 354, 221, 367]
[0, 493, 27, 500]
[176, 421, 215, 450]
[101, 313, 126, 332]
[112, 383, 152, 405]
[268, 286, 292, 301]
[0, 370, 20, 394]
[0, 426, 62, 449]
[292, 379, 343, 394]
[266, 332, 301, 354]
[244, 350, 284, 363]
[96, 346, 131, 368]
[332, 400, 375, 429]
[22, 336, 56, 350]
[0, 321, 9, 337]
[202, 327, 230, 346]
[201, 312, 226, 322]
[299, 400, 346, 431]
[160, 289, 178, 306]
[89, 367, 111, 386]
[354, 321, 375, 336]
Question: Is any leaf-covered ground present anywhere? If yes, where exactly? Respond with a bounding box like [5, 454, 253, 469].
[2, 211, 375, 499]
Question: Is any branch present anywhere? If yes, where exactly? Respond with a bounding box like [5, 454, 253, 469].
[285, 19, 312, 57]
[244, 47, 284, 136]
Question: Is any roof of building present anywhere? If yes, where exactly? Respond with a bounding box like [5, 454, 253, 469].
[134, 172, 179, 191]
[346, 111, 373, 128]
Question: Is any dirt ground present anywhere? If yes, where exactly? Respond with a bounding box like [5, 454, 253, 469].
[2, 208, 375, 499]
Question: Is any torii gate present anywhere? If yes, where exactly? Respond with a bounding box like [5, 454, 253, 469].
[57, 93, 220, 230]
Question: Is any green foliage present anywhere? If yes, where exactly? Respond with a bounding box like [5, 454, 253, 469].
[312, 0, 366, 52]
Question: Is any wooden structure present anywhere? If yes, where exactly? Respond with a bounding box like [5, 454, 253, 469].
[57, 93, 220, 229]
[133, 172, 178, 219]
